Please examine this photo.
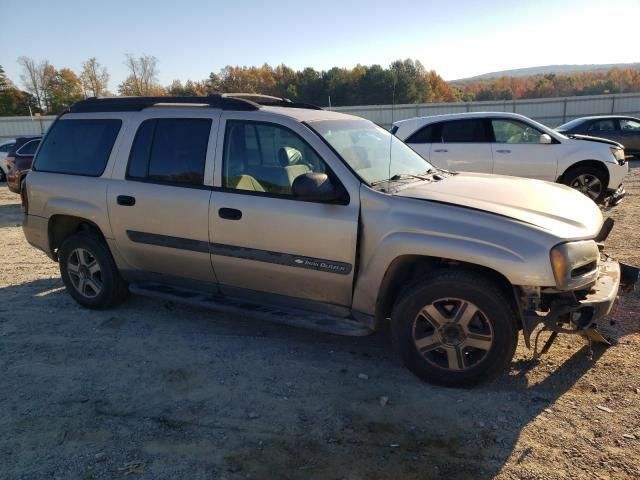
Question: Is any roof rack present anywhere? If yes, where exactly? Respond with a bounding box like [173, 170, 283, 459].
[223, 93, 323, 110]
[68, 94, 323, 113]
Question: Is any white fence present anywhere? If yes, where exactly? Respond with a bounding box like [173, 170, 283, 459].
[332, 92, 640, 128]
[0, 115, 55, 142]
[1, 92, 640, 140]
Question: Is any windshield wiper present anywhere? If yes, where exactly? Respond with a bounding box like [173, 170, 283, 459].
[370, 169, 441, 186]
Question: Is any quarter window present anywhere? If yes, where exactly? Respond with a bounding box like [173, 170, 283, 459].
[439, 120, 487, 143]
[34, 119, 121, 176]
[491, 119, 545, 144]
[223, 120, 327, 195]
[127, 118, 211, 186]
[620, 119, 640, 131]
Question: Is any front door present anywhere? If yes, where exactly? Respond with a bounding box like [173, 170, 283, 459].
[489, 118, 558, 181]
[107, 114, 218, 284]
[429, 119, 493, 173]
[209, 116, 359, 306]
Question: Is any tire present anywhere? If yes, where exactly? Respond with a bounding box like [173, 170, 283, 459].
[58, 232, 129, 309]
[391, 270, 518, 387]
[562, 166, 607, 203]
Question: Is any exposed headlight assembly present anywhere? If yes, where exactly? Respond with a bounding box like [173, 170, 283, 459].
[609, 146, 626, 164]
[550, 240, 599, 290]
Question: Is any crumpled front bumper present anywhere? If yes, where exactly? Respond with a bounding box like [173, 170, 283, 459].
[521, 256, 639, 349]
[604, 184, 626, 207]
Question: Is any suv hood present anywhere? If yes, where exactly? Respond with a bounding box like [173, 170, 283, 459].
[395, 173, 603, 240]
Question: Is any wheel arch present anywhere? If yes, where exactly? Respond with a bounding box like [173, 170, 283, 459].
[374, 255, 518, 327]
[557, 159, 610, 186]
[48, 215, 107, 260]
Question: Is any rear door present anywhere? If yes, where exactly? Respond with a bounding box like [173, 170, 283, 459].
[429, 119, 493, 173]
[490, 118, 558, 181]
[209, 114, 360, 307]
[107, 112, 219, 285]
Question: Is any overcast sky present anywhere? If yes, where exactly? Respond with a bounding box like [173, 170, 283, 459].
[2, 0, 639, 91]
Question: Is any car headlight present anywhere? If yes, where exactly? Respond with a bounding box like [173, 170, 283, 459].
[609, 146, 626, 164]
[550, 240, 599, 290]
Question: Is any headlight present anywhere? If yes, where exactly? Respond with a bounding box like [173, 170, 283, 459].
[609, 146, 625, 164]
[550, 240, 599, 290]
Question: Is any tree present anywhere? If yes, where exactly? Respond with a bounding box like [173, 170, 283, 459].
[119, 54, 163, 96]
[80, 57, 110, 97]
[17, 56, 55, 111]
[48, 68, 84, 113]
[0, 65, 10, 91]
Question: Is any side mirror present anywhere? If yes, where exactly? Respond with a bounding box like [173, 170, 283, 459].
[539, 133, 553, 144]
[292, 172, 341, 202]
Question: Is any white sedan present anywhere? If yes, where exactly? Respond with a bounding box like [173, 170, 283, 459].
[392, 112, 628, 203]
[0, 139, 16, 183]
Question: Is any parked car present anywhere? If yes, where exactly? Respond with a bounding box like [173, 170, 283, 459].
[21, 95, 638, 387]
[6, 135, 42, 193]
[392, 112, 628, 204]
[556, 115, 640, 159]
[0, 139, 16, 182]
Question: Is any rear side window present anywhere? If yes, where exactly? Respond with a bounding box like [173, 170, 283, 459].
[17, 140, 40, 156]
[127, 118, 211, 186]
[439, 120, 487, 143]
[588, 120, 616, 132]
[406, 124, 434, 144]
[35, 119, 121, 176]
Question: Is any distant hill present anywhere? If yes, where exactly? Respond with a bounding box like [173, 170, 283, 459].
[453, 63, 640, 83]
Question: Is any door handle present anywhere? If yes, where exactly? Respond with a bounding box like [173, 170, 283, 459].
[218, 208, 242, 220]
[433, 149, 448, 153]
[117, 195, 136, 206]
[496, 149, 512, 153]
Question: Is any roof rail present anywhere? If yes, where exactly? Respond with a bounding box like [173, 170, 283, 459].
[223, 93, 323, 110]
[68, 94, 322, 113]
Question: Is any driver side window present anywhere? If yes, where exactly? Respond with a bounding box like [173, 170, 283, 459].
[223, 120, 326, 195]
[491, 119, 544, 144]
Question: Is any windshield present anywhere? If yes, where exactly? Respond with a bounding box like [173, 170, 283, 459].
[556, 118, 585, 131]
[309, 119, 435, 185]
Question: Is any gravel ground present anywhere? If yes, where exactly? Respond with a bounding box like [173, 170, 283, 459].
[1, 165, 639, 480]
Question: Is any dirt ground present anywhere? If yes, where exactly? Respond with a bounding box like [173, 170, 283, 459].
[1, 165, 639, 480]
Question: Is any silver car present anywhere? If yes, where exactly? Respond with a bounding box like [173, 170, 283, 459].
[21, 95, 638, 387]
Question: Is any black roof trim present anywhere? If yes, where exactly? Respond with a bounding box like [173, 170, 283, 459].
[67, 94, 323, 113]
[68, 95, 258, 113]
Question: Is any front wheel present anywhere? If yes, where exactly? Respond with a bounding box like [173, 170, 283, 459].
[562, 166, 607, 203]
[391, 271, 518, 387]
[58, 232, 129, 309]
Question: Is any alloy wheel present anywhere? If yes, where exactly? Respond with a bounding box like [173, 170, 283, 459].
[412, 298, 494, 371]
[569, 174, 602, 200]
[67, 248, 103, 298]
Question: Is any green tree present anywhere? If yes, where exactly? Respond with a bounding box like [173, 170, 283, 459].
[48, 68, 84, 113]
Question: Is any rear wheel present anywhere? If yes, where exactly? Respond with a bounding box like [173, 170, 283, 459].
[58, 232, 128, 309]
[391, 270, 518, 387]
[563, 166, 607, 203]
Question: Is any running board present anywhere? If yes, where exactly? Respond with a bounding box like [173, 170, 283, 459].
[129, 283, 373, 337]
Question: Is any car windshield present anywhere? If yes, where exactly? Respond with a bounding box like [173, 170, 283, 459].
[556, 118, 585, 131]
[309, 119, 435, 185]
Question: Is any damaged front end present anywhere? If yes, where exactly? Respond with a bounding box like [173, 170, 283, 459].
[516, 256, 639, 358]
